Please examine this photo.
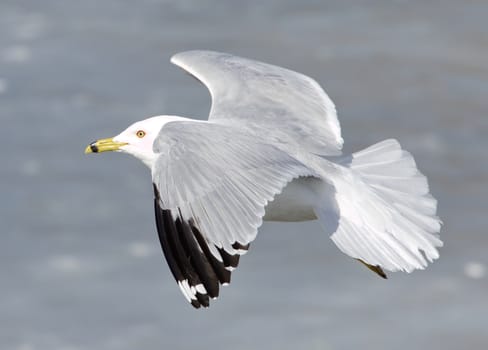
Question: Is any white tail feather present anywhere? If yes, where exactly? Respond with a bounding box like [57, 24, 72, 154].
[318, 139, 442, 273]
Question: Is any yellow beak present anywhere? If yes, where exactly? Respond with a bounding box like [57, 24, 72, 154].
[84, 137, 128, 154]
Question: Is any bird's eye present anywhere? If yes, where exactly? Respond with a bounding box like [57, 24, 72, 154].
[136, 130, 146, 138]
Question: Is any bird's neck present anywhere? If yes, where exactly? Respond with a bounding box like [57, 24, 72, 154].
[123, 115, 196, 169]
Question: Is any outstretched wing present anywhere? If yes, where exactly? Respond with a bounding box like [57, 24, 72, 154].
[171, 50, 343, 156]
[152, 121, 317, 308]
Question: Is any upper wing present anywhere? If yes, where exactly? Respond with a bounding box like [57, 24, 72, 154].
[171, 50, 343, 156]
[152, 121, 317, 308]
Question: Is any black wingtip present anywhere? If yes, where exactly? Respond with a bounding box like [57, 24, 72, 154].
[190, 299, 201, 309]
[153, 183, 241, 308]
[232, 242, 250, 251]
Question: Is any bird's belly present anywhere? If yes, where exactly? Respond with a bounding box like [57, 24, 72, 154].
[263, 177, 321, 222]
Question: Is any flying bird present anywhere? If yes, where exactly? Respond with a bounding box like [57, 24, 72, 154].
[85, 50, 442, 308]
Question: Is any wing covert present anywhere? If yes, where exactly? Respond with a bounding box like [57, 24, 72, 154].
[151, 121, 316, 307]
[171, 50, 343, 155]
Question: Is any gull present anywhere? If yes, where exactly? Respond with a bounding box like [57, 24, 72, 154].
[85, 50, 442, 308]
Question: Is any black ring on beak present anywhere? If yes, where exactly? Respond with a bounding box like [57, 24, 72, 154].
[89, 142, 99, 153]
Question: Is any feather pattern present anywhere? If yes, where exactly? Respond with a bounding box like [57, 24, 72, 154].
[317, 140, 442, 272]
[152, 121, 316, 306]
[171, 50, 343, 155]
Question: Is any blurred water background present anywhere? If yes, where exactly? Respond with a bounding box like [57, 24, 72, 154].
[1, 1, 487, 349]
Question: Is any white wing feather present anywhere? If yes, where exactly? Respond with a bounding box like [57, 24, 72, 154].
[152, 121, 317, 256]
[171, 50, 343, 156]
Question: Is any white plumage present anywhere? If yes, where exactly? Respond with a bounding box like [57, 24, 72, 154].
[86, 50, 442, 308]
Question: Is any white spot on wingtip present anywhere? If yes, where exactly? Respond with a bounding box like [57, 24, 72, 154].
[182, 279, 197, 300]
[464, 262, 485, 279]
[178, 280, 192, 303]
[225, 266, 235, 271]
[195, 284, 206, 294]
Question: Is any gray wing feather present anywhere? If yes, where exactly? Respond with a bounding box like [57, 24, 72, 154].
[171, 50, 343, 156]
[152, 121, 317, 256]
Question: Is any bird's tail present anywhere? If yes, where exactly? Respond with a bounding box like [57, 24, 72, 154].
[317, 139, 442, 273]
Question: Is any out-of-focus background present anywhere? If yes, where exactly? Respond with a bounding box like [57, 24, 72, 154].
[1, 1, 487, 349]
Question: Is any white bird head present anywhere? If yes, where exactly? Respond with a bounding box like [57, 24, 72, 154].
[85, 115, 184, 168]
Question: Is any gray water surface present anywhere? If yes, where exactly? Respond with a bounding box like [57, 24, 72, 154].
[1, 1, 488, 349]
